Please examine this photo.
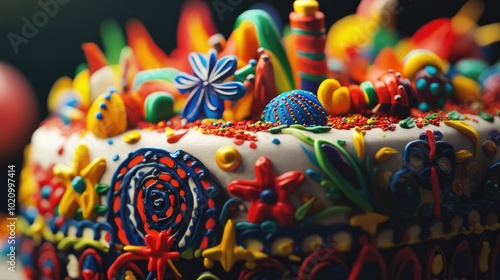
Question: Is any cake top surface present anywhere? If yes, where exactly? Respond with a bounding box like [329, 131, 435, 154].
[42, 0, 499, 138]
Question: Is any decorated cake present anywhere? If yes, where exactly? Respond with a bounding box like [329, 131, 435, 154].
[19, 0, 500, 279]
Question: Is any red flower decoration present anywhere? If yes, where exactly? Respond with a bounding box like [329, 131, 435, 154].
[107, 230, 181, 280]
[33, 163, 65, 217]
[227, 156, 304, 226]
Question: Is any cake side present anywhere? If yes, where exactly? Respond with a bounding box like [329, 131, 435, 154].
[16, 0, 500, 279]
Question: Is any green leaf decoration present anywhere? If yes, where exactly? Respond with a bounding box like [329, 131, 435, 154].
[94, 205, 108, 214]
[95, 183, 111, 194]
[295, 197, 317, 221]
[314, 206, 351, 220]
[314, 139, 372, 210]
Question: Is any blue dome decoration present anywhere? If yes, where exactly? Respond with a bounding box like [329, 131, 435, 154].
[261, 90, 329, 126]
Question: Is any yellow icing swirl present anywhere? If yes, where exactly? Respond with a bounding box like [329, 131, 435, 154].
[215, 146, 242, 171]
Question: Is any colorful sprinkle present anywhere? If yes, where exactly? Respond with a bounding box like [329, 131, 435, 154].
[112, 154, 119, 161]
[123, 131, 141, 144]
[272, 138, 280, 145]
[399, 117, 415, 129]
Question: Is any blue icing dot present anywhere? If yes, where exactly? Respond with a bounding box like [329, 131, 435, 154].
[272, 138, 280, 145]
[425, 65, 438, 76]
[260, 189, 277, 205]
[112, 154, 119, 161]
[71, 176, 86, 194]
[95, 112, 103, 120]
[249, 59, 257, 66]
[41, 185, 52, 199]
[416, 79, 428, 91]
[430, 83, 440, 96]
[418, 102, 431, 112]
[108, 87, 117, 93]
[434, 129, 443, 140]
[107, 139, 113, 145]
[100, 102, 107, 110]
[105, 93, 111, 100]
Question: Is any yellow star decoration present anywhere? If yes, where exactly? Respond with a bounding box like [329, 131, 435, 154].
[202, 219, 267, 272]
[350, 211, 389, 236]
[54, 144, 106, 221]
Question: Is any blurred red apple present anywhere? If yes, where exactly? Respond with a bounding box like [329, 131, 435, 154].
[0, 62, 39, 163]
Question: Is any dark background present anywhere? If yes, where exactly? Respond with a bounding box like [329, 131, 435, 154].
[0, 0, 499, 212]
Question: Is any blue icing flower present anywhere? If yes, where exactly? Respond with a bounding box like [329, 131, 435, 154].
[174, 49, 246, 121]
[390, 130, 457, 217]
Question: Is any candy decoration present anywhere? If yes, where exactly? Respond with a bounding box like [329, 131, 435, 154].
[261, 90, 328, 126]
[47, 76, 79, 114]
[87, 89, 127, 138]
[317, 78, 351, 116]
[174, 49, 246, 121]
[144, 92, 175, 123]
[99, 19, 126, 65]
[107, 148, 219, 253]
[215, 146, 242, 172]
[82, 42, 108, 75]
[233, 10, 295, 93]
[227, 156, 304, 226]
[413, 65, 453, 111]
[480, 70, 500, 105]
[451, 75, 480, 106]
[251, 54, 278, 117]
[289, 0, 327, 93]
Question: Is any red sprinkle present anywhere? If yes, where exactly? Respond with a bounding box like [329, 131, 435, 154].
[249, 142, 257, 149]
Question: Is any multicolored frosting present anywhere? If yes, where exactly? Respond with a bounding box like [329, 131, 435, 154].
[18, 0, 500, 279]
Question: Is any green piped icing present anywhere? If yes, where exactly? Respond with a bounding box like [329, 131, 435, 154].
[281, 128, 315, 146]
[235, 10, 295, 92]
[289, 124, 332, 133]
[315, 139, 373, 210]
[269, 124, 288, 134]
[399, 117, 415, 129]
[295, 197, 316, 221]
[270, 125, 331, 135]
